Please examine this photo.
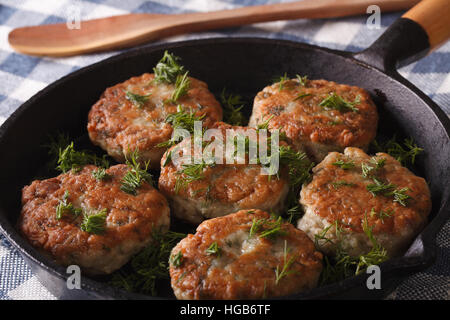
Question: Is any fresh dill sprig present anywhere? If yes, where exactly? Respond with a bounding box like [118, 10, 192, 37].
[370, 208, 394, 223]
[175, 161, 209, 193]
[331, 180, 356, 189]
[153, 51, 186, 84]
[248, 216, 287, 240]
[170, 72, 190, 102]
[80, 208, 108, 234]
[274, 73, 289, 91]
[372, 136, 423, 166]
[275, 240, 298, 284]
[286, 205, 302, 224]
[220, 88, 247, 126]
[56, 142, 109, 173]
[205, 242, 222, 256]
[366, 177, 396, 196]
[55, 190, 82, 220]
[361, 163, 375, 178]
[293, 92, 312, 101]
[319, 93, 360, 113]
[296, 74, 308, 87]
[120, 149, 153, 195]
[387, 187, 411, 206]
[110, 230, 186, 296]
[257, 115, 274, 131]
[332, 159, 355, 170]
[170, 251, 184, 268]
[92, 168, 110, 181]
[277, 146, 313, 188]
[367, 178, 411, 206]
[125, 91, 151, 108]
[156, 105, 206, 148]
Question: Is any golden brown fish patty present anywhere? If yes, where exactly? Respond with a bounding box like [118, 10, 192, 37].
[88, 73, 222, 168]
[169, 209, 323, 299]
[297, 147, 431, 257]
[158, 122, 289, 224]
[18, 164, 170, 275]
[249, 78, 378, 162]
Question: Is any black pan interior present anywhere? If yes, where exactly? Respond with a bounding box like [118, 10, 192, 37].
[0, 38, 449, 299]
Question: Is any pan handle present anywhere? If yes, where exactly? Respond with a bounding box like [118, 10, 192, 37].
[353, 0, 450, 72]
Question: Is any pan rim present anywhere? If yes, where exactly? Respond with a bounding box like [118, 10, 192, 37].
[0, 36, 449, 300]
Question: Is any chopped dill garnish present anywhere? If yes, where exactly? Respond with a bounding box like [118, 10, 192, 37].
[56, 142, 109, 173]
[293, 92, 312, 101]
[92, 168, 110, 181]
[170, 251, 184, 268]
[220, 88, 247, 126]
[296, 74, 308, 87]
[274, 72, 289, 91]
[318, 215, 388, 285]
[275, 240, 298, 284]
[170, 72, 190, 102]
[366, 177, 396, 196]
[372, 136, 423, 166]
[175, 161, 209, 193]
[55, 190, 82, 220]
[156, 105, 206, 148]
[120, 149, 153, 195]
[319, 93, 360, 112]
[332, 159, 355, 170]
[371, 157, 386, 169]
[256, 115, 274, 130]
[110, 230, 186, 296]
[205, 242, 222, 256]
[125, 91, 151, 108]
[361, 162, 375, 178]
[286, 205, 302, 224]
[80, 208, 107, 234]
[153, 51, 186, 84]
[277, 146, 313, 188]
[388, 187, 411, 206]
[370, 208, 394, 223]
[248, 216, 287, 240]
[367, 178, 411, 206]
[331, 180, 356, 189]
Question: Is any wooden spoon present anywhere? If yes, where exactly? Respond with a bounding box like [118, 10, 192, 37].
[8, 0, 419, 57]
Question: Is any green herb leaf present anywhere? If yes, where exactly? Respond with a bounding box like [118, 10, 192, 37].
[81, 208, 107, 234]
[120, 149, 153, 195]
[296, 74, 308, 87]
[275, 240, 298, 284]
[55, 191, 82, 220]
[125, 91, 151, 108]
[332, 159, 355, 170]
[170, 251, 184, 268]
[110, 230, 186, 296]
[170, 72, 190, 102]
[331, 180, 356, 189]
[220, 88, 247, 126]
[372, 136, 423, 166]
[92, 168, 111, 181]
[153, 51, 186, 84]
[274, 73, 289, 91]
[205, 242, 222, 256]
[56, 142, 109, 173]
[319, 93, 360, 112]
[366, 178, 395, 196]
[175, 161, 209, 193]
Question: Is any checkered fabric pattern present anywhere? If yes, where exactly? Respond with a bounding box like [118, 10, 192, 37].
[0, 0, 449, 300]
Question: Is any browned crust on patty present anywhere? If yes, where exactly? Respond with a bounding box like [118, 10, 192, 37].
[249, 79, 378, 161]
[18, 164, 170, 274]
[87, 73, 222, 167]
[169, 209, 323, 299]
[300, 148, 431, 236]
[158, 122, 289, 223]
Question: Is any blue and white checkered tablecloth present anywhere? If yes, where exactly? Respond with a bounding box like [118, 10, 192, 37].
[0, 0, 449, 300]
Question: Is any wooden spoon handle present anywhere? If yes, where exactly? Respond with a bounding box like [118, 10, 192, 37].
[402, 0, 450, 50]
[8, 0, 419, 57]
